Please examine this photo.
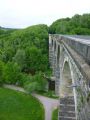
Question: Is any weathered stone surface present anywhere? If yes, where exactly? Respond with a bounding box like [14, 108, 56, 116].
[49, 34, 90, 120]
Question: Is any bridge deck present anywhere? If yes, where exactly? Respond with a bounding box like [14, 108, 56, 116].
[50, 34, 90, 64]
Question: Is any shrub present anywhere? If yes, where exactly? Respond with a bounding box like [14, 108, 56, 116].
[3, 62, 21, 84]
[24, 72, 48, 93]
[0, 61, 4, 86]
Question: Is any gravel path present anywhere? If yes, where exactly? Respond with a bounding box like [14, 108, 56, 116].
[3, 84, 59, 120]
[33, 93, 59, 120]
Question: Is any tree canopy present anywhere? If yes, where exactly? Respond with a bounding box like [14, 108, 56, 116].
[49, 13, 90, 35]
[0, 24, 50, 91]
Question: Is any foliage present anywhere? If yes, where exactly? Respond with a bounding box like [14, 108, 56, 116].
[3, 62, 21, 84]
[13, 49, 26, 70]
[0, 61, 4, 85]
[0, 87, 44, 120]
[25, 46, 48, 74]
[0, 24, 49, 92]
[24, 81, 38, 93]
[0, 24, 49, 72]
[49, 13, 90, 35]
[52, 108, 58, 120]
[24, 72, 48, 93]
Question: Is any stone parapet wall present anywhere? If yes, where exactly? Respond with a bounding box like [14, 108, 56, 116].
[63, 36, 90, 64]
[49, 34, 90, 64]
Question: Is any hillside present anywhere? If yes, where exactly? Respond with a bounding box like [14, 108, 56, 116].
[49, 13, 90, 35]
[0, 24, 49, 92]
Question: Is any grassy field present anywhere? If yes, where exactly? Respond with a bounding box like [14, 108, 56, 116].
[0, 87, 44, 120]
[52, 108, 58, 120]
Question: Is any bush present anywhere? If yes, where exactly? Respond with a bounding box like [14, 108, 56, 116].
[3, 62, 21, 84]
[24, 72, 48, 93]
[0, 61, 4, 86]
[15, 73, 30, 87]
[24, 82, 38, 93]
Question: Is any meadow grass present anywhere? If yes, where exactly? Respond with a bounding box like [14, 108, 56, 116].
[52, 108, 58, 120]
[0, 87, 44, 120]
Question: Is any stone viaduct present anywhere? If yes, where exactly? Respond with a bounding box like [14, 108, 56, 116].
[49, 34, 90, 120]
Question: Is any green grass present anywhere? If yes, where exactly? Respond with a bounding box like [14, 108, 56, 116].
[37, 90, 59, 99]
[52, 108, 58, 120]
[0, 87, 44, 120]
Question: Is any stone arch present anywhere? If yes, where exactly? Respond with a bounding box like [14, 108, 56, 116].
[60, 60, 73, 97]
[59, 45, 77, 101]
[59, 45, 89, 119]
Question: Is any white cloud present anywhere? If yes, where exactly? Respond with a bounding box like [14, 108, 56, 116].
[0, 0, 90, 28]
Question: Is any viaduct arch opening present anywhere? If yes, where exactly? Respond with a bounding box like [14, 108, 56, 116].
[60, 61, 73, 97]
[59, 61, 76, 119]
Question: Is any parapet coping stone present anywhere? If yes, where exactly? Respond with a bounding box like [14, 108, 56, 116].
[49, 34, 90, 46]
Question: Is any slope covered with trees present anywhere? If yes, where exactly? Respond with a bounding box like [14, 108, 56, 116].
[49, 13, 90, 35]
[0, 24, 49, 92]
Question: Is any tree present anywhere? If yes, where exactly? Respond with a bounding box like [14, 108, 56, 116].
[0, 24, 50, 87]
[25, 46, 48, 74]
[3, 62, 21, 84]
[2, 47, 15, 62]
[24, 72, 48, 93]
[13, 49, 26, 71]
[0, 60, 4, 85]
[49, 13, 90, 35]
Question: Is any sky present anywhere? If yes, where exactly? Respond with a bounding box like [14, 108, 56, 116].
[0, 0, 90, 28]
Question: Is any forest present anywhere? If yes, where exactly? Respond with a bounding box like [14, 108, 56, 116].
[0, 24, 49, 92]
[49, 13, 90, 35]
[0, 13, 90, 93]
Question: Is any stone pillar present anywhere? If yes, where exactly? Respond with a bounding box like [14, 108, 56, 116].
[49, 35, 53, 68]
[54, 44, 60, 96]
[49, 35, 60, 96]
[55, 66, 60, 95]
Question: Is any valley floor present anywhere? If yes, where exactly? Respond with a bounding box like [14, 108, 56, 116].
[4, 84, 59, 120]
[0, 86, 44, 120]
